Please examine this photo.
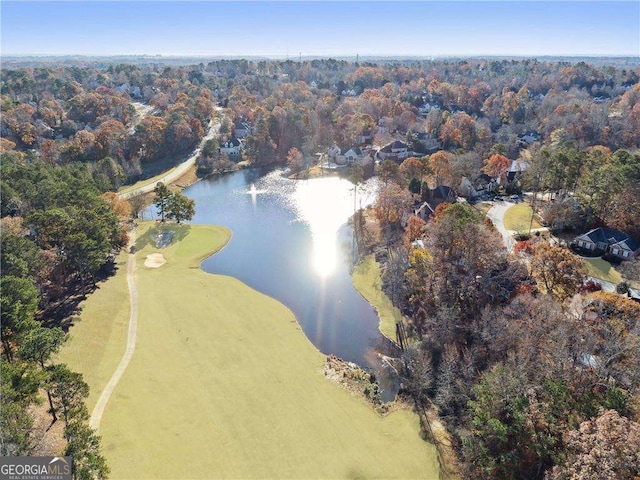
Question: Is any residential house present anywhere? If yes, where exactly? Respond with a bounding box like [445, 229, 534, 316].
[475, 173, 497, 194]
[414, 132, 441, 154]
[378, 140, 410, 162]
[336, 147, 366, 166]
[425, 185, 457, 207]
[233, 120, 252, 139]
[505, 158, 530, 184]
[458, 177, 477, 199]
[327, 144, 341, 161]
[219, 138, 243, 157]
[574, 227, 640, 260]
[403, 185, 456, 227]
[402, 202, 433, 228]
[413, 201, 435, 221]
[356, 133, 373, 145]
[518, 130, 541, 146]
[418, 103, 441, 117]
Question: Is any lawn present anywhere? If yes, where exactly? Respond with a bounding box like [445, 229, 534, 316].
[60, 221, 439, 479]
[352, 255, 402, 342]
[57, 249, 130, 411]
[583, 257, 623, 284]
[503, 203, 543, 232]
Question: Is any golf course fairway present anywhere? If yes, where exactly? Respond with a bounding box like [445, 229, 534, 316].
[59, 221, 439, 479]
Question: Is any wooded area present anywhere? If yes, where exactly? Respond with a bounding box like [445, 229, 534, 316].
[2, 57, 639, 479]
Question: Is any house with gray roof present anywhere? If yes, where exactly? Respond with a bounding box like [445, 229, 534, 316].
[233, 120, 252, 139]
[219, 137, 243, 157]
[336, 147, 367, 166]
[574, 227, 640, 260]
[378, 140, 410, 161]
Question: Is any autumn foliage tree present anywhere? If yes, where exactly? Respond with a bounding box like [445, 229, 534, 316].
[101, 192, 132, 221]
[546, 410, 640, 480]
[482, 153, 510, 183]
[374, 183, 412, 244]
[428, 151, 452, 186]
[530, 242, 585, 300]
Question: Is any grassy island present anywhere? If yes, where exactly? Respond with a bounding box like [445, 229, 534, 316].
[59, 221, 439, 479]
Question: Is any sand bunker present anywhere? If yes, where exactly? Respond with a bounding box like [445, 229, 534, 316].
[144, 253, 166, 268]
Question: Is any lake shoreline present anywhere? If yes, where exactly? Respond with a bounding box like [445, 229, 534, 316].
[61, 220, 440, 478]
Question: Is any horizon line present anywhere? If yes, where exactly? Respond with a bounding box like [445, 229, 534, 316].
[3, 53, 639, 59]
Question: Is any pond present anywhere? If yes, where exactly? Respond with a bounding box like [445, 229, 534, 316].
[149, 168, 399, 400]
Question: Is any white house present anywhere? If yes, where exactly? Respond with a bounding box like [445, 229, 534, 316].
[219, 138, 243, 156]
[336, 147, 366, 166]
[378, 140, 410, 161]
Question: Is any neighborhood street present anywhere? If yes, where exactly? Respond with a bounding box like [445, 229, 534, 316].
[119, 108, 222, 199]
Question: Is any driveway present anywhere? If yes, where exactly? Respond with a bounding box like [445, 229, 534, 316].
[486, 201, 516, 252]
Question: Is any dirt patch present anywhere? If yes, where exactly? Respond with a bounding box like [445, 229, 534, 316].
[144, 253, 166, 268]
[29, 396, 66, 456]
[173, 164, 200, 189]
[323, 355, 406, 415]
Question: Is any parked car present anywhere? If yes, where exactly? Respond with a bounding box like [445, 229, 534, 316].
[494, 196, 504, 201]
[509, 194, 520, 201]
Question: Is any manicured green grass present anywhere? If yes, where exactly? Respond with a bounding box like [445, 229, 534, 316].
[583, 257, 623, 284]
[57, 250, 130, 411]
[352, 255, 402, 342]
[503, 203, 543, 232]
[60, 221, 439, 479]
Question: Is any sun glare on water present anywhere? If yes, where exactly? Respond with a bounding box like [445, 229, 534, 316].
[292, 176, 377, 278]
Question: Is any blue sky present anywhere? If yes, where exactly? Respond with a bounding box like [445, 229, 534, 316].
[1, 1, 639, 57]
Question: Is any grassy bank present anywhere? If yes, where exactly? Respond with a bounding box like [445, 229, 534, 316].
[352, 255, 402, 342]
[60, 221, 439, 479]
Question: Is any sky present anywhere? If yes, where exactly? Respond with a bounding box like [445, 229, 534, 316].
[1, 1, 639, 57]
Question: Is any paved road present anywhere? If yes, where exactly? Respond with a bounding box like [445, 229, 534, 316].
[119, 109, 222, 199]
[89, 229, 138, 431]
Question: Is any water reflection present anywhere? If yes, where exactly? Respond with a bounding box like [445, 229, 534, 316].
[171, 169, 398, 401]
[291, 177, 376, 278]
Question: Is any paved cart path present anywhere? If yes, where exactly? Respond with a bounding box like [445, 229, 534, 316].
[89, 230, 138, 431]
